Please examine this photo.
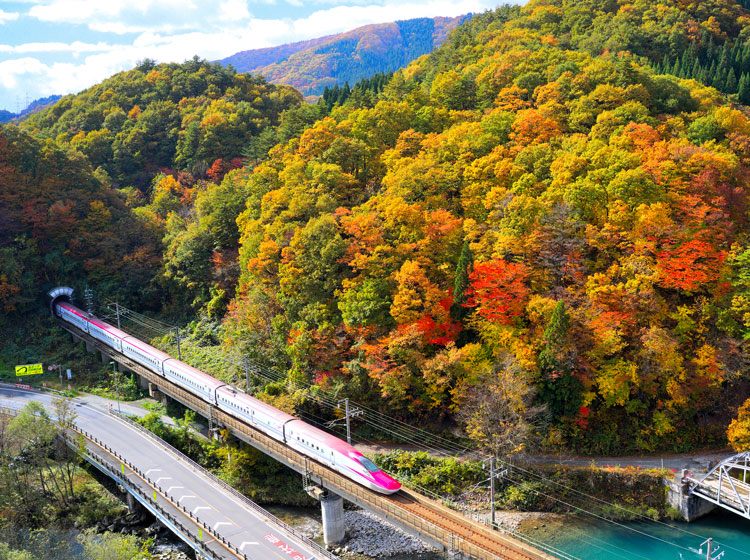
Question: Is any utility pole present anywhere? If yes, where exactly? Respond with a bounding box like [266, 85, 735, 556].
[175, 326, 181, 360]
[115, 301, 121, 329]
[487, 457, 507, 530]
[109, 361, 120, 414]
[244, 357, 250, 392]
[490, 457, 496, 528]
[344, 398, 351, 445]
[700, 538, 724, 560]
[328, 399, 363, 443]
[84, 287, 94, 315]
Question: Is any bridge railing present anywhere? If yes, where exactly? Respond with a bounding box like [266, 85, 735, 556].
[59, 320, 557, 560]
[0, 403, 227, 559]
[77, 426, 250, 559]
[109, 409, 338, 560]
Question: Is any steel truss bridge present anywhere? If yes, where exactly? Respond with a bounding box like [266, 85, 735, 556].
[688, 452, 750, 519]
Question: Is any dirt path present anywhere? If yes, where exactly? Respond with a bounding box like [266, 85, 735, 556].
[354, 441, 735, 472]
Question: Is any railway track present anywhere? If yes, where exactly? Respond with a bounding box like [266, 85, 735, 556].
[60, 321, 557, 560]
[386, 489, 549, 560]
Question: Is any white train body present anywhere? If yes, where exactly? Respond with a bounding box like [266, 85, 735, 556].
[54, 301, 401, 494]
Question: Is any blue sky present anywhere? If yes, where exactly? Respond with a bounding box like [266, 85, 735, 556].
[0, 0, 513, 112]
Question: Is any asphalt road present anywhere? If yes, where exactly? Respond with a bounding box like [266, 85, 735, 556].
[0, 385, 327, 560]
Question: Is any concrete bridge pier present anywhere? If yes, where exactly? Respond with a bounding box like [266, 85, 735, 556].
[148, 383, 169, 407]
[85, 340, 96, 354]
[665, 470, 716, 521]
[100, 350, 110, 364]
[126, 492, 145, 515]
[320, 491, 346, 546]
[136, 374, 149, 391]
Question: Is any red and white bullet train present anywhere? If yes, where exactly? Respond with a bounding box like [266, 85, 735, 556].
[55, 301, 401, 495]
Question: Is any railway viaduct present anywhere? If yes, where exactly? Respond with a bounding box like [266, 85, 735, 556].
[49, 287, 560, 560]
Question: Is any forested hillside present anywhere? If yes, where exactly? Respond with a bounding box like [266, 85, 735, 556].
[6, 0, 750, 456]
[22, 58, 302, 189]
[0, 125, 162, 319]
[219, 16, 469, 97]
[204, 0, 750, 455]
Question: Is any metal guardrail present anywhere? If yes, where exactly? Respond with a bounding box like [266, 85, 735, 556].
[77, 426, 246, 560]
[57, 321, 556, 560]
[1, 403, 242, 560]
[110, 410, 338, 560]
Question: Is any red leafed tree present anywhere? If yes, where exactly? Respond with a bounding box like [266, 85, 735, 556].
[464, 259, 530, 324]
[414, 298, 462, 345]
[206, 158, 230, 182]
[656, 232, 726, 291]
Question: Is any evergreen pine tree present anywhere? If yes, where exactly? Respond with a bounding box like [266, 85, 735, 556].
[670, 58, 681, 77]
[707, 59, 717, 83]
[451, 239, 473, 321]
[713, 67, 726, 91]
[719, 41, 731, 71]
[739, 73, 750, 105]
[660, 53, 671, 74]
[727, 68, 738, 94]
[453, 240, 473, 306]
[691, 59, 702, 81]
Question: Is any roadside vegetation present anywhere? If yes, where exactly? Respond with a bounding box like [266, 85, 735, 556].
[0, 402, 151, 559]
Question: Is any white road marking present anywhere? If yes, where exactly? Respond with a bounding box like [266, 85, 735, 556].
[167, 486, 184, 493]
[145, 468, 162, 475]
[155, 477, 172, 484]
[214, 521, 231, 531]
[193, 506, 211, 514]
[179, 495, 197, 502]
[240, 541, 259, 550]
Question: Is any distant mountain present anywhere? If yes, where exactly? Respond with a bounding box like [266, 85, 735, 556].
[219, 15, 470, 96]
[0, 95, 62, 123]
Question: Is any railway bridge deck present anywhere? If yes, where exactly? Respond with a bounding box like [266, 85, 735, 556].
[58, 317, 559, 560]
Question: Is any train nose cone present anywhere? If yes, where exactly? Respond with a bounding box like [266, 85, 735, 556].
[373, 471, 401, 493]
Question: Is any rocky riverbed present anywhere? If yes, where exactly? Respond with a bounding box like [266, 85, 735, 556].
[270, 506, 438, 559]
[332, 510, 436, 557]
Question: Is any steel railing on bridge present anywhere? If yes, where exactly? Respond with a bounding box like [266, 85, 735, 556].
[58, 319, 558, 560]
[688, 452, 750, 519]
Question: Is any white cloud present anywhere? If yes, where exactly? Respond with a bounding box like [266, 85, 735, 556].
[1, 0, 513, 111]
[219, 0, 251, 22]
[0, 57, 47, 89]
[27, 0, 248, 34]
[0, 41, 112, 54]
[0, 8, 19, 23]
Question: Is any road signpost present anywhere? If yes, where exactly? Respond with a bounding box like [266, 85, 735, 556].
[15, 363, 43, 376]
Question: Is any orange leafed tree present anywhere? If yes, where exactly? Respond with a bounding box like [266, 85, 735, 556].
[464, 259, 529, 324]
[728, 398, 750, 452]
[656, 232, 727, 291]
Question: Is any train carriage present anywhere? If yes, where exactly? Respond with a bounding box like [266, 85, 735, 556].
[52, 299, 401, 495]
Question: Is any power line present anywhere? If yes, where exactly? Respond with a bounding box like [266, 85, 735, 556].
[95, 302, 743, 558]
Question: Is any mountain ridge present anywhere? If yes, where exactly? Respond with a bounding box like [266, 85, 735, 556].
[218, 15, 470, 96]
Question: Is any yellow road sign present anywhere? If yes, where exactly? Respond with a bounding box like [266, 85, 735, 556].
[15, 364, 43, 376]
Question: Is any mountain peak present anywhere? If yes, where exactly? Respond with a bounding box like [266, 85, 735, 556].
[218, 15, 470, 97]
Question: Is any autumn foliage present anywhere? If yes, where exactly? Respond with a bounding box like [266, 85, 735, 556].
[13, 0, 750, 455]
[464, 260, 530, 325]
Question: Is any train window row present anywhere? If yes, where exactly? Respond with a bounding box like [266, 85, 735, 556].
[294, 434, 323, 453]
[168, 370, 204, 393]
[127, 346, 160, 369]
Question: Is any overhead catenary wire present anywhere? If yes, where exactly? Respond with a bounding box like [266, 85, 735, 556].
[98, 302, 745, 558]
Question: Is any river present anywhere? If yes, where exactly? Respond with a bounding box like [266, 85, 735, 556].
[532, 510, 750, 560]
[269, 506, 749, 560]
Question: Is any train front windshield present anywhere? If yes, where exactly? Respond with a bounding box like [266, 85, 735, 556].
[358, 456, 380, 473]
